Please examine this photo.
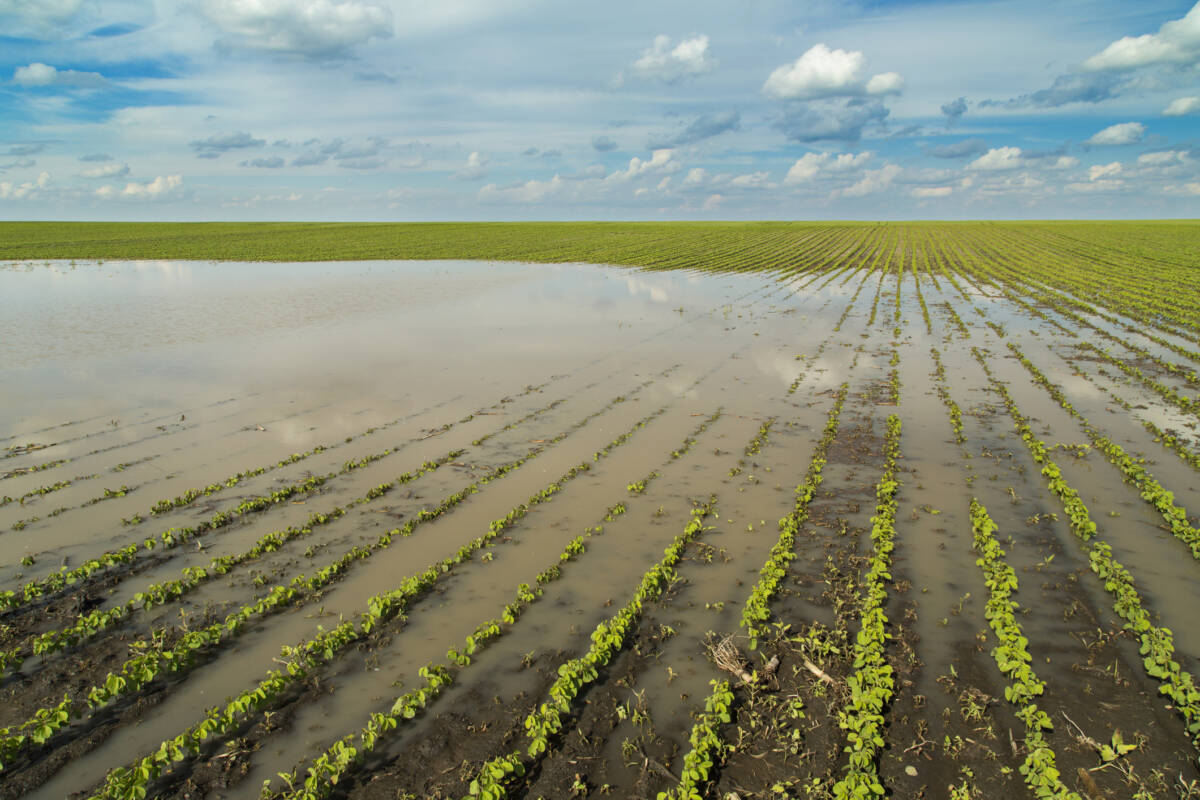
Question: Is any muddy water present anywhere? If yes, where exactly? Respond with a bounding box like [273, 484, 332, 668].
[6, 258, 1200, 799]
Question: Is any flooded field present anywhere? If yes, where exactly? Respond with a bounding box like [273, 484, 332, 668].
[1, 223, 1199, 800]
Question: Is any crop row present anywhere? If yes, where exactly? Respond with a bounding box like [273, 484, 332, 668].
[928, 348, 965, 444]
[0, 451, 463, 676]
[969, 500, 1080, 800]
[0, 386, 671, 775]
[1005, 342, 1200, 564]
[831, 412, 901, 800]
[264, 405, 728, 800]
[972, 347, 1200, 756]
[0, 372, 635, 617]
[466, 499, 718, 800]
[75, 398, 683, 799]
[740, 383, 848, 649]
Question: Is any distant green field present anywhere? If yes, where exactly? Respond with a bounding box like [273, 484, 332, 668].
[1, 220, 1197, 275]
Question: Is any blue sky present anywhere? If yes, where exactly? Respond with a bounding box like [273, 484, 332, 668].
[1, 0, 1198, 220]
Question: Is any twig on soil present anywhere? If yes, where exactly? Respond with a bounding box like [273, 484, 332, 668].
[802, 657, 834, 686]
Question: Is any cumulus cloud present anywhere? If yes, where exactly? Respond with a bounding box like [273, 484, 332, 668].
[241, 157, 285, 168]
[625, 34, 715, 83]
[454, 151, 489, 180]
[592, 135, 618, 152]
[201, 0, 393, 60]
[81, 162, 130, 179]
[190, 131, 266, 157]
[1088, 161, 1122, 180]
[784, 151, 871, 184]
[1085, 121, 1145, 145]
[1050, 156, 1080, 169]
[1138, 150, 1188, 166]
[968, 146, 1024, 170]
[0, 171, 50, 200]
[940, 97, 967, 128]
[912, 186, 953, 198]
[775, 99, 889, 143]
[12, 62, 107, 88]
[606, 149, 679, 181]
[927, 138, 988, 159]
[682, 167, 708, 187]
[1082, 2, 1200, 71]
[835, 163, 901, 198]
[95, 174, 182, 199]
[479, 175, 567, 204]
[763, 44, 902, 100]
[729, 171, 773, 189]
[702, 193, 722, 210]
[650, 110, 740, 148]
[1163, 96, 1200, 115]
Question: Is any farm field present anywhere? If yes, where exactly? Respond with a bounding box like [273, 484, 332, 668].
[0, 221, 1198, 800]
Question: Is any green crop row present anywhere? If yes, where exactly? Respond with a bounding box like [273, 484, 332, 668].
[266, 403, 730, 800]
[741, 383, 848, 649]
[1007, 343, 1200, 563]
[655, 680, 735, 800]
[73, 402, 677, 798]
[831, 413, 901, 800]
[973, 348, 1200, 758]
[1074, 342, 1199, 418]
[928, 348, 965, 444]
[729, 417, 773, 477]
[0, 388, 670, 774]
[0, 453, 458, 676]
[465, 499, 716, 800]
[969, 500, 1080, 800]
[0, 377, 592, 617]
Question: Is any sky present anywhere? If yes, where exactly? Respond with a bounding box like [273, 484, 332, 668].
[1, 0, 1198, 221]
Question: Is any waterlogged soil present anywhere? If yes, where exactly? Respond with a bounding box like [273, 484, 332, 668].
[1, 250, 1198, 800]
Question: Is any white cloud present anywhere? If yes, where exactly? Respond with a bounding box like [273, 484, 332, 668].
[1083, 3, 1200, 71]
[656, 176, 671, 191]
[968, 147, 1024, 170]
[1138, 150, 1188, 166]
[865, 72, 904, 95]
[0, 171, 50, 200]
[1088, 161, 1122, 180]
[478, 175, 565, 204]
[912, 186, 952, 198]
[12, 62, 106, 88]
[1163, 96, 1200, 116]
[606, 149, 679, 181]
[1050, 156, 1080, 169]
[454, 151, 489, 180]
[96, 174, 183, 200]
[783, 150, 871, 185]
[81, 163, 130, 179]
[1085, 121, 1145, 146]
[626, 35, 715, 83]
[785, 153, 826, 184]
[682, 167, 708, 187]
[763, 43, 902, 100]
[836, 163, 901, 198]
[730, 171, 773, 189]
[201, 0, 393, 59]
[702, 193, 723, 210]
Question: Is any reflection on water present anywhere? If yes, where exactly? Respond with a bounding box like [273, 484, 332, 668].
[0, 259, 781, 434]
